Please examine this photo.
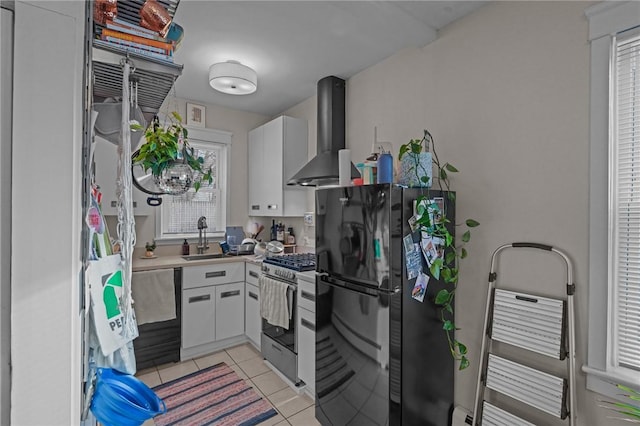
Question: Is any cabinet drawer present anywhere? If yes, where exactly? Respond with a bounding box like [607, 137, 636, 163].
[183, 262, 244, 289]
[215, 282, 245, 340]
[246, 263, 261, 286]
[182, 287, 216, 349]
[297, 275, 316, 313]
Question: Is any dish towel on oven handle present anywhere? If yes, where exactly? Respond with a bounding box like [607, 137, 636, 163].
[259, 275, 291, 329]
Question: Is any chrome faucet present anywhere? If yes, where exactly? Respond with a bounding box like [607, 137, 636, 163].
[197, 216, 209, 254]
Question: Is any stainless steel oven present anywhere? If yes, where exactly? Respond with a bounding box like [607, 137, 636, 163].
[259, 262, 299, 384]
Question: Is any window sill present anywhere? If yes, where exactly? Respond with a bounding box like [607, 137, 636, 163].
[583, 365, 640, 401]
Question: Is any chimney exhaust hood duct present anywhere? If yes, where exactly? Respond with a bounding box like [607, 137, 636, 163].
[288, 76, 360, 186]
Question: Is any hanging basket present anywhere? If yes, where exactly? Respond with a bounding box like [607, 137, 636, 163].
[398, 152, 433, 187]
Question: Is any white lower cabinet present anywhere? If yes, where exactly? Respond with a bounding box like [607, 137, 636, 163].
[297, 273, 316, 396]
[297, 306, 315, 396]
[182, 287, 216, 349]
[245, 263, 262, 349]
[215, 282, 245, 340]
[181, 262, 246, 356]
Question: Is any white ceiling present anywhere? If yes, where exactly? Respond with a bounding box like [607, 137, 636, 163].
[172, 1, 487, 116]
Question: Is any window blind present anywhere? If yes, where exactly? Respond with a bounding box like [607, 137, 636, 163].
[162, 144, 224, 234]
[614, 32, 640, 371]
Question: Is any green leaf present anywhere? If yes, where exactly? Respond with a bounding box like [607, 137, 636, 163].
[445, 163, 459, 173]
[462, 230, 471, 243]
[435, 289, 450, 305]
[445, 232, 453, 247]
[445, 250, 456, 265]
[460, 247, 468, 259]
[466, 219, 480, 227]
[193, 181, 201, 192]
[443, 320, 455, 331]
[439, 167, 448, 180]
[459, 356, 470, 370]
[420, 176, 430, 184]
[430, 258, 442, 280]
[447, 192, 456, 201]
[441, 268, 452, 282]
[444, 303, 453, 314]
[457, 341, 468, 355]
[399, 145, 409, 160]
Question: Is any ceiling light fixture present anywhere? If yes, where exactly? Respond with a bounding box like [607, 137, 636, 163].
[208, 60, 257, 95]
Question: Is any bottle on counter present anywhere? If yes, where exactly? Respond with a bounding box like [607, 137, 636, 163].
[276, 222, 285, 242]
[287, 227, 296, 245]
[182, 239, 190, 255]
[270, 220, 277, 241]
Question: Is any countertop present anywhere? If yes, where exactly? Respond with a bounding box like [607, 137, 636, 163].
[133, 253, 263, 272]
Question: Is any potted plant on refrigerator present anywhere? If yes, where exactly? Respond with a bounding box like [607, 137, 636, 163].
[131, 111, 213, 194]
[398, 129, 479, 371]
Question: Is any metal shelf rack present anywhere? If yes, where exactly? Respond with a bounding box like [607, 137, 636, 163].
[91, 0, 182, 124]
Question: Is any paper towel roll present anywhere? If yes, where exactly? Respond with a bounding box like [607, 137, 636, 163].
[339, 149, 351, 186]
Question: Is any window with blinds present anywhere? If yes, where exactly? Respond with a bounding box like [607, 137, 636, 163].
[159, 140, 227, 238]
[612, 31, 640, 372]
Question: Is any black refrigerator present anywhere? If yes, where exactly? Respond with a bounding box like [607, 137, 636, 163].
[314, 184, 454, 426]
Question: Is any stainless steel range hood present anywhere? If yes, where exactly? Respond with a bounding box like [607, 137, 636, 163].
[288, 76, 360, 186]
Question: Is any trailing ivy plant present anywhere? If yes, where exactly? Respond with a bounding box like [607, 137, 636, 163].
[398, 129, 479, 371]
[131, 111, 213, 192]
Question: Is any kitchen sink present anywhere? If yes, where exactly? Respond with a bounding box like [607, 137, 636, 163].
[181, 254, 225, 261]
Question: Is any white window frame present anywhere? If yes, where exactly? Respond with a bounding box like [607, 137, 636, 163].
[154, 126, 232, 243]
[585, 0, 640, 398]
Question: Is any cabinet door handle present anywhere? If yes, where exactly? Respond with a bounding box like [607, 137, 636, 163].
[133, 201, 137, 208]
[111, 201, 117, 207]
[252, 205, 260, 210]
[301, 318, 316, 331]
[221, 290, 240, 298]
[249, 271, 259, 278]
[249, 291, 258, 300]
[188, 294, 211, 303]
[267, 204, 278, 210]
[301, 291, 315, 302]
[205, 271, 226, 278]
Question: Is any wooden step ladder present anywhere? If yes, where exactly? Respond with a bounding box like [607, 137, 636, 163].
[472, 243, 576, 426]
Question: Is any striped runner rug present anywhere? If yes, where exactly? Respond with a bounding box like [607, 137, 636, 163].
[153, 362, 278, 426]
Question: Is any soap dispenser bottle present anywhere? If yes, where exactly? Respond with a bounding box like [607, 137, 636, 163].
[182, 239, 190, 255]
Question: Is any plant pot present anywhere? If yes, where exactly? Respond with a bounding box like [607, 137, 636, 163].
[145, 250, 154, 258]
[398, 152, 433, 187]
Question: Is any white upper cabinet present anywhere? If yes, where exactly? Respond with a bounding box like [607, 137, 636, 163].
[248, 115, 308, 217]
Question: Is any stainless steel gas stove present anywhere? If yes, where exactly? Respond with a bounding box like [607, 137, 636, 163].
[260, 253, 316, 384]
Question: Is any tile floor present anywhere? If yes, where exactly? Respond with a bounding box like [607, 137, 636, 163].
[136, 343, 320, 426]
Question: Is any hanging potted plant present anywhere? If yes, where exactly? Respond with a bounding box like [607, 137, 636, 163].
[131, 111, 213, 194]
[398, 129, 479, 371]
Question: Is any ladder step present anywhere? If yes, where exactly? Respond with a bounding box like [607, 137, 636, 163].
[481, 401, 535, 426]
[491, 289, 565, 359]
[486, 354, 566, 419]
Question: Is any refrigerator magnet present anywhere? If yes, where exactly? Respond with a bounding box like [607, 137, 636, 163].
[411, 272, 429, 302]
[405, 243, 422, 280]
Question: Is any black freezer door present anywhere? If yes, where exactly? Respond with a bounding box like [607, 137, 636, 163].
[316, 184, 395, 292]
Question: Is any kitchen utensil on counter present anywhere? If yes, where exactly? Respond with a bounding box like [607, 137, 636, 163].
[239, 238, 257, 254]
[266, 240, 284, 254]
[253, 224, 265, 240]
[254, 241, 268, 257]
